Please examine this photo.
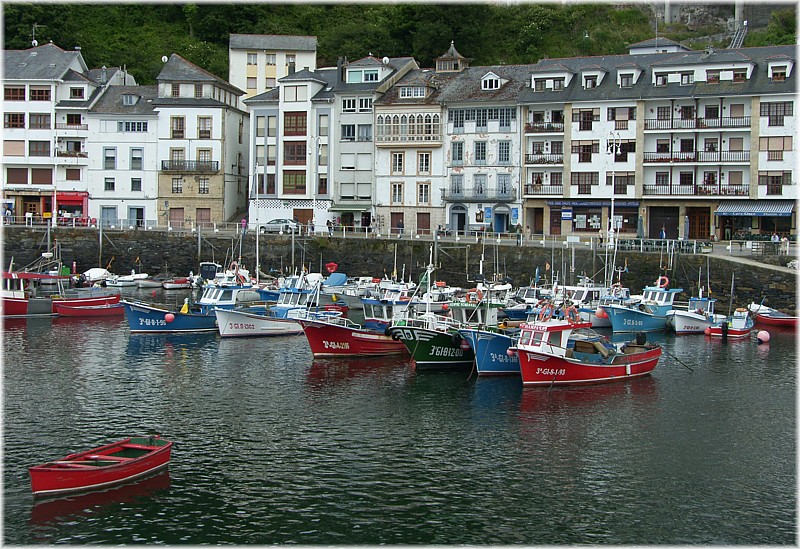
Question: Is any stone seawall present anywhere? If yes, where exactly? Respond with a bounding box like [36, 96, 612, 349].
[3, 227, 797, 313]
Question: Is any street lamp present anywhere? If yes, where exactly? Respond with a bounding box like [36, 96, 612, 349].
[607, 131, 622, 249]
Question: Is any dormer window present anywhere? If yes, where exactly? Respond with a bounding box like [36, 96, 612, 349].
[364, 70, 379, 82]
[707, 70, 720, 84]
[399, 86, 426, 98]
[771, 66, 787, 81]
[122, 94, 138, 106]
[655, 73, 667, 87]
[680, 72, 694, 85]
[733, 69, 747, 83]
[534, 79, 546, 91]
[553, 78, 565, 91]
[584, 76, 597, 89]
[69, 87, 84, 99]
[171, 83, 180, 97]
[482, 77, 500, 90]
[620, 73, 633, 88]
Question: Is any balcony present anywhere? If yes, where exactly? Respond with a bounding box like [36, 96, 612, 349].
[523, 184, 563, 196]
[55, 123, 88, 131]
[161, 160, 219, 173]
[643, 151, 750, 163]
[375, 132, 442, 146]
[56, 150, 88, 158]
[442, 187, 517, 202]
[524, 122, 564, 134]
[644, 116, 750, 130]
[642, 184, 749, 197]
[524, 153, 564, 165]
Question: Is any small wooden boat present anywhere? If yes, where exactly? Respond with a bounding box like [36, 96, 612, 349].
[29, 436, 173, 497]
[162, 277, 193, 290]
[54, 302, 125, 317]
[706, 308, 754, 339]
[754, 311, 798, 328]
[215, 307, 304, 338]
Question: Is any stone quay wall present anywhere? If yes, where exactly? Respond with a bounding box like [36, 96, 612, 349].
[3, 226, 797, 313]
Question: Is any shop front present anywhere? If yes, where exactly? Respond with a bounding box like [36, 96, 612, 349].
[56, 191, 89, 224]
[714, 200, 795, 239]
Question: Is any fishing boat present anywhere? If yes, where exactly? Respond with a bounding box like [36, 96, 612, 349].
[297, 313, 408, 357]
[214, 307, 304, 338]
[509, 314, 662, 386]
[258, 272, 321, 319]
[665, 290, 725, 335]
[1, 271, 121, 317]
[54, 302, 125, 317]
[603, 276, 684, 333]
[457, 295, 521, 376]
[706, 308, 755, 339]
[106, 271, 149, 288]
[29, 435, 173, 498]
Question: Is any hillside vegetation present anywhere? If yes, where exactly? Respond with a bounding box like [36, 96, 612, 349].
[3, 3, 796, 85]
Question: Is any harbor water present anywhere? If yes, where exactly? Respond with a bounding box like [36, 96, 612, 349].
[2, 289, 796, 544]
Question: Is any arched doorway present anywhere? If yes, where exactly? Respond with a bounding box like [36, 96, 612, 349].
[449, 204, 467, 235]
[493, 205, 510, 233]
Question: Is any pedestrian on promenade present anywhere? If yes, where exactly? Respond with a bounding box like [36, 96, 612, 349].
[327, 219, 333, 236]
[397, 220, 404, 237]
[515, 223, 523, 246]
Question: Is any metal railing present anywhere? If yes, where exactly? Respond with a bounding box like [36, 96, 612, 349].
[160, 160, 219, 173]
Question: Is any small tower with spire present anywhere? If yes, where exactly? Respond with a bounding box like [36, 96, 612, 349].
[435, 41, 470, 73]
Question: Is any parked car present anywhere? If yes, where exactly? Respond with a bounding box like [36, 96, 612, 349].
[260, 218, 301, 234]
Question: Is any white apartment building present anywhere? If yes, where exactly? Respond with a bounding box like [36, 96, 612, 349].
[153, 53, 249, 228]
[519, 44, 796, 240]
[229, 34, 317, 104]
[2, 43, 136, 223]
[87, 86, 159, 227]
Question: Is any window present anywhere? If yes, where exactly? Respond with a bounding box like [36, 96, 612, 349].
[620, 73, 633, 88]
[284, 142, 306, 165]
[450, 174, 464, 195]
[771, 66, 787, 81]
[475, 109, 488, 130]
[341, 153, 356, 170]
[391, 152, 404, 174]
[64, 113, 80, 126]
[702, 171, 717, 185]
[498, 141, 510, 164]
[704, 105, 720, 119]
[358, 98, 373, 112]
[29, 87, 50, 101]
[172, 177, 183, 193]
[265, 53, 276, 65]
[474, 174, 487, 195]
[319, 114, 328, 137]
[284, 112, 307, 136]
[418, 182, 430, 205]
[31, 168, 52, 185]
[131, 178, 142, 192]
[282, 171, 306, 194]
[171, 83, 180, 97]
[498, 173, 511, 195]
[357, 124, 372, 142]
[284, 85, 307, 102]
[4, 87, 25, 100]
[391, 182, 403, 204]
[265, 77, 276, 88]
[66, 169, 81, 181]
[728, 171, 743, 185]
[247, 52, 257, 65]
[729, 137, 743, 152]
[28, 140, 49, 156]
[584, 76, 597, 89]
[680, 72, 694, 85]
[197, 149, 212, 165]
[104, 148, 116, 169]
[474, 142, 486, 165]
[760, 136, 793, 161]
[198, 177, 209, 194]
[171, 116, 185, 138]
[680, 139, 695, 153]
[29, 114, 50, 129]
[4, 113, 24, 128]
[6, 167, 27, 183]
[534, 79, 546, 91]
[553, 78, 565, 91]
[400, 87, 426, 98]
[452, 141, 464, 165]
[256, 116, 265, 138]
[570, 172, 599, 193]
[194, 84, 203, 99]
[68, 87, 84, 99]
[418, 152, 430, 175]
[342, 98, 357, 112]
[680, 105, 695, 120]
[118, 121, 148, 132]
[550, 172, 563, 187]
[267, 145, 276, 166]
[657, 106, 670, 120]
[267, 116, 277, 137]
[704, 139, 718, 152]
[123, 93, 138, 105]
[341, 124, 355, 141]
[364, 70, 379, 82]
[4, 141, 24, 156]
[105, 178, 115, 191]
[733, 69, 746, 83]
[130, 148, 143, 170]
[707, 70, 720, 84]
[247, 77, 257, 89]
[451, 109, 465, 131]
[198, 117, 212, 139]
[679, 172, 693, 186]
[317, 175, 328, 195]
[760, 101, 793, 126]
[655, 172, 669, 186]
[482, 77, 500, 90]
[499, 108, 514, 129]
[266, 173, 276, 193]
[256, 145, 264, 165]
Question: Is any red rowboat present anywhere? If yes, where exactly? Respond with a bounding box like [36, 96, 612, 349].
[510, 316, 662, 386]
[754, 311, 797, 328]
[2, 271, 120, 316]
[29, 436, 173, 497]
[297, 315, 408, 357]
[54, 302, 125, 317]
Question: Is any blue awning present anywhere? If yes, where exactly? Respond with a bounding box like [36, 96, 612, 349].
[714, 200, 795, 217]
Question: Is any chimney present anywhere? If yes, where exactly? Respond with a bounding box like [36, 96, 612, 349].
[101, 65, 107, 84]
[337, 57, 343, 84]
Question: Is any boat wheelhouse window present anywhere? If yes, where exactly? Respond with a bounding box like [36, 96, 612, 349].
[220, 289, 233, 300]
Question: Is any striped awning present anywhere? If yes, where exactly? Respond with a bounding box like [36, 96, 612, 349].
[714, 200, 795, 217]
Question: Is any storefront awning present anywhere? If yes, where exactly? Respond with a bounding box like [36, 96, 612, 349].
[328, 205, 369, 212]
[714, 200, 795, 217]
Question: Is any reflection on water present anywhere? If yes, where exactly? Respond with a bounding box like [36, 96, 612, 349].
[3, 314, 796, 544]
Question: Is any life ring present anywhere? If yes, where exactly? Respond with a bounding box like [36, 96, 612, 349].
[229, 261, 238, 271]
[537, 304, 554, 322]
[656, 276, 669, 288]
[611, 284, 622, 298]
[467, 288, 483, 303]
[566, 306, 579, 324]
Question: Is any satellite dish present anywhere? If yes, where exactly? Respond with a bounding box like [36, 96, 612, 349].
[161, 55, 168, 63]
[382, 56, 390, 65]
[31, 39, 38, 47]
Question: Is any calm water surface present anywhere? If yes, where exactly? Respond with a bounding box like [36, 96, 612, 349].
[2, 291, 796, 544]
